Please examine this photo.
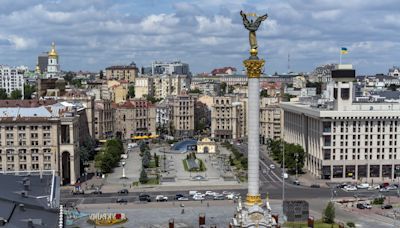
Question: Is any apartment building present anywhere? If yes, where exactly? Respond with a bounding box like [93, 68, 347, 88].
[281, 65, 400, 182]
[171, 94, 195, 138]
[211, 96, 247, 141]
[0, 65, 24, 97]
[113, 99, 156, 140]
[153, 75, 189, 99]
[135, 77, 154, 98]
[0, 101, 81, 185]
[260, 97, 282, 144]
[94, 99, 114, 140]
[105, 63, 138, 82]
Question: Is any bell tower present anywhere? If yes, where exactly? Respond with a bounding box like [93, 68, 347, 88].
[46, 42, 60, 78]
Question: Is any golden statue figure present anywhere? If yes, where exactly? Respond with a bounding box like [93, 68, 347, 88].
[240, 11, 268, 51]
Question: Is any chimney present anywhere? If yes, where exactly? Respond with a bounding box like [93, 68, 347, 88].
[27, 219, 33, 228]
[21, 191, 28, 198]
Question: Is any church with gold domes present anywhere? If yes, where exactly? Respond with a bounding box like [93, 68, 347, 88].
[46, 42, 60, 78]
[36, 42, 61, 78]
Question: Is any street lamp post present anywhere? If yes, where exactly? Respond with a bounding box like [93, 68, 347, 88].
[295, 153, 299, 181]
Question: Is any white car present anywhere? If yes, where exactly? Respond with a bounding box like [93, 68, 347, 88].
[270, 164, 275, 169]
[368, 185, 380, 190]
[177, 197, 189, 201]
[205, 191, 216, 196]
[226, 193, 238, 200]
[344, 185, 357, 191]
[222, 191, 231, 195]
[356, 183, 369, 189]
[156, 195, 168, 202]
[387, 185, 398, 190]
[379, 187, 389, 192]
[193, 195, 205, 200]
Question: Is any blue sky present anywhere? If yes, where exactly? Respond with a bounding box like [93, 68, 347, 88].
[0, 0, 399, 75]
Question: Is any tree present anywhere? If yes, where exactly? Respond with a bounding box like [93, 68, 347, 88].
[24, 84, 35, 99]
[127, 85, 135, 98]
[71, 79, 82, 88]
[10, 89, 22, 99]
[306, 81, 322, 95]
[228, 85, 235, 94]
[323, 202, 335, 224]
[139, 168, 148, 184]
[220, 82, 227, 95]
[144, 95, 162, 104]
[142, 155, 150, 168]
[188, 88, 202, 94]
[0, 89, 7, 99]
[260, 89, 269, 97]
[99, 70, 104, 80]
[64, 71, 75, 83]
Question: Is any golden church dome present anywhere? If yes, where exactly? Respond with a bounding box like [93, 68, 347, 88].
[48, 42, 58, 57]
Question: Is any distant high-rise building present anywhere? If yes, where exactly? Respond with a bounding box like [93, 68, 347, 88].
[0, 65, 25, 97]
[46, 42, 60, 78]
[38, 52, 48, 74]
[143, 61, 190, 76]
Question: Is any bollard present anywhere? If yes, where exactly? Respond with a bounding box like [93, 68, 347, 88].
[307, 216, 314, 228]
[199, 213, 206, 226]
[168, 219, 174, 228]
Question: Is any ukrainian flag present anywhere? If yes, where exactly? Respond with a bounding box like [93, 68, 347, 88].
[341, 47, 348, 54]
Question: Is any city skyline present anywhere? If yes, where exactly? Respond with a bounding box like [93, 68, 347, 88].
[0, 0, 399, 75]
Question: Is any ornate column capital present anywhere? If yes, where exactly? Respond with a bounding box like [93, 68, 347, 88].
[243, 59, 265, 78]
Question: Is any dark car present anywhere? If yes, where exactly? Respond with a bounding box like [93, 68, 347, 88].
[213, 195, 225, 200]
[175, 194, 185, 200]
[116, 198, 128, 204]
[92, 189, 102, 194]
[310, 184, 320, 188]
[356, 203, 366, 209]
[139, 193, 151, 202]
[381, 204, 393, 209]
[336, 183, 348, 189]
[293, 180, 300, 185]
[118, 189, 129, 194]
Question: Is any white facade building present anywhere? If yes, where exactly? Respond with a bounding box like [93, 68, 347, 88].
[46, 42, 60, 78]
[282, 65, 400, 182]
[0, 65, 24, 97]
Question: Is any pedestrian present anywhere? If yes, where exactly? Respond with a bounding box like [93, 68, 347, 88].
[201, 199, 203, 204]
[207, 202, 209, 207]
[130, 184, 131, 188]
[181, 209, 185, 214]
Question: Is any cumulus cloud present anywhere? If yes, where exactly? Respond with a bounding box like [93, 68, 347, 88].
[0, 0, 398, 74]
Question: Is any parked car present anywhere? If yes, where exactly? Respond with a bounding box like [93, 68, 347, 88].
[92, 188, 102, 194]
[175, 194, 185, 200]
[193, 195, 205, 201]
[156, 195, 168, 202]
[379, 188, 389, 192]
[337, 183, 348, 189]
[222, 191, 231, 195]
[226, 193, 238, 200]
[356, 203, 366, 209]
[262, 169, 267, 174]
[205, 191, 217, 196]
[386, 185, 398, 190]
[310, 184, 320, 188]
[381, 204, 393, 209]
[363, 203, 372, 209]
[368, 185, 380, 190]
[139, 193, 151, 202]
[189, 191, 199, 196]
[177, 197, 189, 201]
[356, 183, 369, 189]
[293, 180, 300, 185]
[116, 198, 128, 204]
[214, 195, 225, 200]
[269, 164, 275, 169]
[344, 185, 357, 191]
[118, 189, 129, 194]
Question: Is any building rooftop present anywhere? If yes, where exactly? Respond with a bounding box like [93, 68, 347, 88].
[0, 172, 60, 227]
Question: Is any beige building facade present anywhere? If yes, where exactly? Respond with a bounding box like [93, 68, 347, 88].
[211, 96, 247, 141]
[171, 94, 194, 138]
[105, 64, 138, 82]
[113, 99, 156, 140]
[135, 77, 154, 98]
[94, 99, 114, 140]
[260, 97, 282, 144]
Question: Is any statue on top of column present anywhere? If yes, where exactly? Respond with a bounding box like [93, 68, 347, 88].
[240, 11, 268, 50]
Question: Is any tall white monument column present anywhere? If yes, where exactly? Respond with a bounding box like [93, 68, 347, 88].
[231, 10, 278, 228]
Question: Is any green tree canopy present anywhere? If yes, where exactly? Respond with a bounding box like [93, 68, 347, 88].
[128, 85, 135, 98]
[10, 89, 22, 99]
[260, 89, 269, 97]
[64, 71, 75, 83]
[228, 85, 235, 94]
[323, 202, 335, 224]
[0, 89, 7, 99]
[267, 139, 305, 174]
[220, 82, 227, 95]
[188, 88, 202, 94]
[24, 84, 36, 99]
[139, 168, 148, 184]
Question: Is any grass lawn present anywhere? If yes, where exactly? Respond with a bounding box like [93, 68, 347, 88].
[182, 158, 206, 172]
[142, 177, 159, 185]
[149, 160, 156, 168]
[284, 220, 340, 228]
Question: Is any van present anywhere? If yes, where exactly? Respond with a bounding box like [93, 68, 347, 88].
[121, 154, 128, 159]
[189, 191, 198, 196]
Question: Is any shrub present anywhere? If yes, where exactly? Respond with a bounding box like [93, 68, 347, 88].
[346, 221, 355, 228]
[323, 202, 335, 224]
